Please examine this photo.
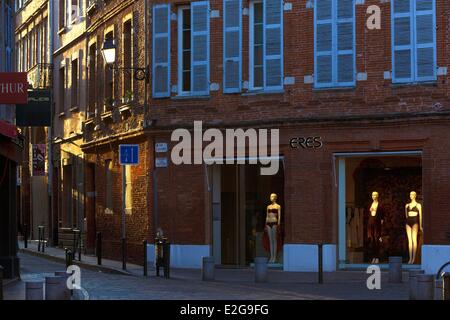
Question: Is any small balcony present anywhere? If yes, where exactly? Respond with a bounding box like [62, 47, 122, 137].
[27, 63, 53, 89]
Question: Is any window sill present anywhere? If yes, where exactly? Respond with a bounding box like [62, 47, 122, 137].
[70, 106, 79, 113]
[83, 118, 94, 127]
[57, 27, 66, 35]
[58, 112, 66, 118]
[241, 89, 285, 96]
[390, 81, 438, 89]
[312, 86, 356, 92]
[171, 94, 211, 100]
[119, 105, 132, 114]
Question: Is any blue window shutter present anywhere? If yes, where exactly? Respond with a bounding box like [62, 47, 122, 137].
[336, 0, 355, 85]
[415, 0, 436, 81]
[264, 0, 283, 90]
[223, 0, 242, 93]
[315, 0, 333, 87]
[152, 4, 171, 98]
[191, 1, 210, 95]
[392, 0, 413, 83]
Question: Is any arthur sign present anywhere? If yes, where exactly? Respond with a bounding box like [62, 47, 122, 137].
[0, 73, 28, 104]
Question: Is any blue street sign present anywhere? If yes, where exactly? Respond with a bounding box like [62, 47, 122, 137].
[119, 144, 139, 165]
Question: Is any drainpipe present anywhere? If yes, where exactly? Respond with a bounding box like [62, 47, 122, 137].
[47, 0, 55, 245]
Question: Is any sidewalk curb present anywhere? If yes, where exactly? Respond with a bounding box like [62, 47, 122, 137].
[19, 248, 136, 277]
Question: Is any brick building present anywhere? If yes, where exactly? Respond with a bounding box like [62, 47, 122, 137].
[0, 0, 21, 279]
[14, 0, 52, 242]
[51, 0, 88, 247]
[80, 0, 450, 273]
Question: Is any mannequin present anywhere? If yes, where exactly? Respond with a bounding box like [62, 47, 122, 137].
[367, 191, 383, 264]
[266, 193, 281, 263]
[405, 191, 422, 264]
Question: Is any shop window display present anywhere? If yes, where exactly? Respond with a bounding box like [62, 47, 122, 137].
[345, 156, 422, 264]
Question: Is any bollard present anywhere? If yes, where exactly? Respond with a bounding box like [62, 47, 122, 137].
[0, 266, 3, 300]
[318, 243, 323, 284]
[143, 240, 148, 277]
[416, 274, 434, 300]
[55, 271, 71, 300]
[96, 232, 102, 266]
[388, 256, 402, 283]
[435, 279, 443, 300]
[202, 257, 215, 281]
[45, 276, 65, 300]
[443, 273, 450, 300]
[122, 238, 127, 271]
[24, 224, 28, 249]
[38, 227, 42, 252]
[254, 257, 268, 283]
[65, 248, 73, 268]
[25, 281, 44, 300]
[408, 270, 424, 300]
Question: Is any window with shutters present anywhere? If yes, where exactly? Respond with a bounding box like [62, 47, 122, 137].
[249, 0, 283, 91]
[59, 67, 66, 113]
[392, 0, 436, 83]
[177, 1, 210, 96]
[88, 43, 96, 117]
[223, 0, 242, 93]
[314, 0, 355, 88]
[59, 0, 65, 30]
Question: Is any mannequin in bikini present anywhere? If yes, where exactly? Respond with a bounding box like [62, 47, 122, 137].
[367, 191, 383, 264]
[405, 191, 422, 264]
[266, 193, 281, 263]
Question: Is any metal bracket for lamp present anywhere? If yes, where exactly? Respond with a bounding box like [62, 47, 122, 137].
[101, 39, 149, 82]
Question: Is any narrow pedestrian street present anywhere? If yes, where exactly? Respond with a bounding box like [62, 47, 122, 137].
[3, 253, 410, 300]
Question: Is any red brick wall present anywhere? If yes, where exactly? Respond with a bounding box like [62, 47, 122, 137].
[81, 0, 450, 262]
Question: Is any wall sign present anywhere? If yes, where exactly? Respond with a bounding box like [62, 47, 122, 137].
[32, 144, 46, 176]
[155, 143, 168, 153]
[0, 72, 28, 104]
[155, 157, 168, 168]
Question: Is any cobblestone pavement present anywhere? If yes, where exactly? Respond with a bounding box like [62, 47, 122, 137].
[3, 253, 410, 300]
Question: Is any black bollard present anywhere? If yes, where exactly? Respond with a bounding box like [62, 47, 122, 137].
[24, 224, 28, 249]
[318, 243, 324, 284]
[42, 226, 45, 253]
[96, 232, 102, 266]
[122, 238, 127, 270]
[143, 240, 148, 277]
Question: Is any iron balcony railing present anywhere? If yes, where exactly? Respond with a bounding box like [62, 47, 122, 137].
[27, 63, 53, 89]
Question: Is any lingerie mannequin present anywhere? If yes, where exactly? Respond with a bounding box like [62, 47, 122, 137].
[367, 191, 383, 264]
[266, 193, 281, 263]
[405, 191, 422, 264]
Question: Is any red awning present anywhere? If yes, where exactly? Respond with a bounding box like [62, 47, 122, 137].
[0, 120, 17, 138]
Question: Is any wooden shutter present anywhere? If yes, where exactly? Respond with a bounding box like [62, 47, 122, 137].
[223, 0, 242, 93]
[336, 0, 355, 85]
[264, 0, 283, 89]
[191, 1, 210, 95]
[152, 4, 171, 98]
[392, 0, 413, 82]
[415, 0, 436, 81]
[315, 0, 333, 87]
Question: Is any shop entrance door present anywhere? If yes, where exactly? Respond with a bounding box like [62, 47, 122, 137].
[211, 162, 285, 267]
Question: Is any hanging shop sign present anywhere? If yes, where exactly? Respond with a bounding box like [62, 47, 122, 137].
[32, 144, 46, 176]
[16, 90, 51, 126]
[0, 72, 28, 104]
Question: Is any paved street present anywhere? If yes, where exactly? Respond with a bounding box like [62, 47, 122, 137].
[3, 253, 410, 300]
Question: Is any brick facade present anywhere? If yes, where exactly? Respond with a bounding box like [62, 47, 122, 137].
[80, 0, 450, 266]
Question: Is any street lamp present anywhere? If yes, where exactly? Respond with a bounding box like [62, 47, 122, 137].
[101, 39, 150, 82]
